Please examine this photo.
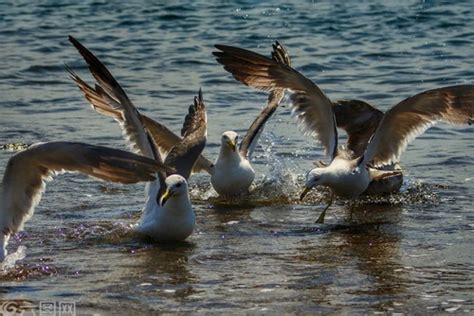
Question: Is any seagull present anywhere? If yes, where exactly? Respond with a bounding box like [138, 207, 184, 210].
[213, 43, 473, 221]
[321, 99, 403, 195]
[0, 141, 173, 261]
[212, 41, 291, 195]
[69, 36, 290, 197]
[214, 45, 403, 196]
[67, 36, 208, 242]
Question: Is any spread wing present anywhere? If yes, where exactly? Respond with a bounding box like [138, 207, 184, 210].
[69, 35, 154, 158]
[141, 116, 213, 174]
[332, 99, 384, 158]
[68, 36, 213, 174]
[69, 35, 171, 196]
[164, 89, 207, 179]
[0, 141, 174, 235]
[213, 44, 338, 160]
[362, 85, 474, 167]
[239, 41, 290, 159]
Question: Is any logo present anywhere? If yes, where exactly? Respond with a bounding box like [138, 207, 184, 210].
[0, 300, 75, 316]
[39, 302, 55, 316]
[58, 302, 75, 316]
[0, 300, 36, 315]
[39, 302, 75, 316]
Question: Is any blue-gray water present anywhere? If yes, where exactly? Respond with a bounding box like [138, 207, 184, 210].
[0, 1, 473, 314]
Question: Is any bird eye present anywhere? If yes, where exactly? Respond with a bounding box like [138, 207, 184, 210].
[176, 183, 182, 188]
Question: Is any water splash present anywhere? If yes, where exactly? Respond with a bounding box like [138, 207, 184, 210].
[251, 131, 305, 201]
[58, 221, 138, 244]
[0, 261, 58, 281]
[0, 143, 30, 151]
[354, 178, 441, 205]
[190, 131, 307, 206]
[0, 246, 59, 282]
[189, 180, 216, 201]
[0, 246, 26, 272]
[192, 132, 442, 207]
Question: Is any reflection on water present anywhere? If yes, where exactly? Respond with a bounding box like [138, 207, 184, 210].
[1, 0, 473, 314]
[286, 204, 404, 309]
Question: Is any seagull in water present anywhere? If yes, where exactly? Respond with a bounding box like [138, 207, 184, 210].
[212, 41, 291, 195]
[69, 36, 291, 196]
[215, 46, 403, 196]
[213, 43, 474, 221]
[317, 99, 403, 196]
[67, 36, 208, 242]
[0, 141, 173, 261]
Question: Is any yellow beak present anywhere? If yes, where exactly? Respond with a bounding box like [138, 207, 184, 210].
[300, 186, 312, 201]
[227, 139, 237, 151]
[159, 189, 172, 207]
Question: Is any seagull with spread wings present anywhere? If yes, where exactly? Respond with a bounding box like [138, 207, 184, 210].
[211, 41, 290, 196]
[213, 43, 473, 221]
[0, 141, 173, 261]
[67, 36, 208, 243]
[68, 36, 290, 196]
[317, 99, 403, 195]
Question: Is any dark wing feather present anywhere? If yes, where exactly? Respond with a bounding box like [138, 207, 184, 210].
[271, 40, 291, 66]
[214, 44, 337, 160]
[181, 89, 205, 137]
[0, 141, 174, 235]
[363, 85, 474, 167]
[239, 90, 285, 159]
[68, 37, 214, 175]
[164, 90, 208, 179]
[141, 115, 213, 174]
[69, 35, 154, 158]
[332, 99, 384, 158]
[239, 41, 290, 159]
[67, 66, 123, 120]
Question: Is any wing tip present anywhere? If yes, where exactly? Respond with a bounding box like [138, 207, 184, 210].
[181, 89, 207, 137]
[194, 88, 204, 109]
[214, 44, 227, 51]
[64, 63, 76, 78]
[68, 35, 82, 50]
[271, 40, 291, 66]
[197, 87, 203, 104]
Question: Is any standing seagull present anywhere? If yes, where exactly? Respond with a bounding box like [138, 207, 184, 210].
[67, 36, 208, 242]
[213, 44, 473, 220]
[68, 36, 290, 196]
[0, 141, 173, 261]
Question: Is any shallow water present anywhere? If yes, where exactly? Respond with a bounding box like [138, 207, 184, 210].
[0, 1, 473, 314]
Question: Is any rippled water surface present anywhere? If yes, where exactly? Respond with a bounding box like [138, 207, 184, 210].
[0, 1, 473, 314]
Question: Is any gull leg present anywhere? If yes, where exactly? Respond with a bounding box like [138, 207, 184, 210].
[315, 191, 334, 224]
[0, 233, 9, 262]
[348, 201, 356, 222]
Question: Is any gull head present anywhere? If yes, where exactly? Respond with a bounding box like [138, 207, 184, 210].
[300, 168, 325, 201]
[159, 175, 188, 207]
[221, 131, 238, 152]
